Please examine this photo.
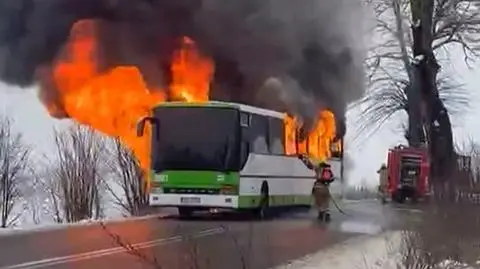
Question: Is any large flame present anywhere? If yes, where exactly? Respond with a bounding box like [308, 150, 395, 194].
[50, 20, 211, 171]
[169, 37, 213, 102]
[48, 19, 339, 177]
[284, 111, 340, 162]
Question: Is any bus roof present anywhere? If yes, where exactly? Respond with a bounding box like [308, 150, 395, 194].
[156, 101, 285, 119]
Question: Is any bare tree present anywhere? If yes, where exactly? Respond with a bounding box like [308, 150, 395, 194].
[22, 168, 43, 225]
[409, 0, 480, 198]
[104, 138, 149, 217]
[352, 0, 480, 201]
[49, 124, 106, 223]
[454, 137, 480, 196]
[0, 115, 30, 228]
[41, 164, 65, 223]
[353, 0, 473, 147]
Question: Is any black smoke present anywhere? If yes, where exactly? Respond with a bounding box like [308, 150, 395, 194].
[0, 0, 367, 139]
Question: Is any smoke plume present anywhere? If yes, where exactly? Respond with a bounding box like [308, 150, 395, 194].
[0, 0, 368, 138]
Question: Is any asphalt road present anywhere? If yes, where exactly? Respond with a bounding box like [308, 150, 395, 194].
[0, 200, 417, 269]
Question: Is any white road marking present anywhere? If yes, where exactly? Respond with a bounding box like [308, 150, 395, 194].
[339, 221, 383, 235]
[0, 228, 224, 269]
[392, 207, 423, 213]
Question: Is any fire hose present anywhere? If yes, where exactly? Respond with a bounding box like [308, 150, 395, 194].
[301, 156, 348, 216]
[329, 193, 348, 216]
[322, 181, 348, 216]
[314, 181, 348, 216]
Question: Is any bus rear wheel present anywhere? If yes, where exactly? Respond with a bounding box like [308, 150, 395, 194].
[178, 207, 194, 219]
[254, 183, 270, 220]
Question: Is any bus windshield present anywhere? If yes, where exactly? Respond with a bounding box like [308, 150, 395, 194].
[152, 106, 240, 172]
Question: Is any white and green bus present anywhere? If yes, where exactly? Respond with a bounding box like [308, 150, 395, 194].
[136, 101, 343, 218]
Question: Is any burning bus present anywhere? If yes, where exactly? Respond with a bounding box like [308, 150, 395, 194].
[21, 19, 350, 219]
[137, 101, 343, 218]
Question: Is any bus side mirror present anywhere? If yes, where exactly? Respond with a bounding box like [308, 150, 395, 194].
[137, 118, 146, 137]
[136, 116, 160, 140]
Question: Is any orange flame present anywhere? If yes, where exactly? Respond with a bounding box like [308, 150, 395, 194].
[47, 19, 339, 175]
[169, 37, 214, 102]
[50, 20, 211, 171]
[284, 110, 338, 162]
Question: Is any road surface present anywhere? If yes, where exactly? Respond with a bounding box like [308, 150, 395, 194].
[0, 201, 418, 269]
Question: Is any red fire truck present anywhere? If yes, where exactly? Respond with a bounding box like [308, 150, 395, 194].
[385, 145, 431, 203]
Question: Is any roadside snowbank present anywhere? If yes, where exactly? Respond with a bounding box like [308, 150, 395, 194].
[274, 231, 403, 269]
[437, 259, 480, 269]
[0, 211, 173, 236]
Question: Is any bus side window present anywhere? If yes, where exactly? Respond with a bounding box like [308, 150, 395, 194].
[268, 117, 284, 155]
[250, 114, 269, 154]
[240, 112, 251, 127]
[239, 112, 251, 169]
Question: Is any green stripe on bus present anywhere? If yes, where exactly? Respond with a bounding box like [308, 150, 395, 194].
[238, 195, 313, 208]
[152, 171, 239, 188]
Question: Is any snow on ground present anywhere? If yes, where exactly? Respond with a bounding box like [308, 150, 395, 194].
[0, 210, 175, 236]
[274, 230, 480, 269]
[274, 231, 403, 269]
[438, 259, 480, 269]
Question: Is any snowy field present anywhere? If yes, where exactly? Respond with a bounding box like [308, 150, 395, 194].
[274, 230, 480, 269]
[274, 231, 403, 269]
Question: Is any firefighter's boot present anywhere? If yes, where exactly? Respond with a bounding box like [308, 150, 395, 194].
[317, 210, 324, 220]
[324, 211, 331, 222]
[317, 210, 331, 222]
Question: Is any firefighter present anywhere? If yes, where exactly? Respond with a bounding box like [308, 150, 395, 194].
[312, 161, 335, 222]
[377, 163, 388, 204]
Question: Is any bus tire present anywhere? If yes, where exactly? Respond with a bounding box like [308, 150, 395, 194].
[178, 207, 193, 219]
[255, 182, 270, 220]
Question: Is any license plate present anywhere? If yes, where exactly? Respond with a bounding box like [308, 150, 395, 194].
[180, 197, 201, 204]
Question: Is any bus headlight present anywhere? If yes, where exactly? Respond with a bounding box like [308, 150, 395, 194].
[152, 187, 164, 194]
[151, 181, 162, 194]
[220, 185, 236, 195]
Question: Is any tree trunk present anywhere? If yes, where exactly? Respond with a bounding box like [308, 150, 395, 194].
[405, 84, 426, 147]
[392, 0, 424, 147]
[409, 0, 455, 202]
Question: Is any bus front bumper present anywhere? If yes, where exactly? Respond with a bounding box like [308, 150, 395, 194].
[149, 194, 239, 208]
